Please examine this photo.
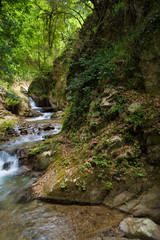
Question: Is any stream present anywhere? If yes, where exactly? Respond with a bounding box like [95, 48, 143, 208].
[0, 98, 125, 240]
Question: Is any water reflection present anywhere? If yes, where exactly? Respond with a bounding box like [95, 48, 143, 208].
[0, 200, 125, 240]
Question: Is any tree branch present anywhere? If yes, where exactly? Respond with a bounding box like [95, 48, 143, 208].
[69, 7, 85, 23]
[80, 0, 94, 11]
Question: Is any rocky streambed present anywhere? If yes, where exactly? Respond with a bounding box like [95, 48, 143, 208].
[0, 99, 128, 240]
[0, 97, 160, 240]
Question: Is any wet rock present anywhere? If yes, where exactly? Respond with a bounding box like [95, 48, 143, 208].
[31, 151, 53, 170]
[51, 111, 63, 119]
[29, 171, 43, 178]
[17, 165, 32, 175]
[3, 161, 13, 170]
[20, 129, 28, 135]
[31, 162, 109, 204]
[17, 148, 29, 166]
[43, 125, 55, 131]
[30, 109, 42, 117]
[119, 217, 160, 240]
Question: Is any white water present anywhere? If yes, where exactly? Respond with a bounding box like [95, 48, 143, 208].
[26, 112, 53, 121]
[0, 151, 18, 185]
[27, 97, 53, 121]
[28, 96, 39, 110]
[0, 96, 61, 194]
[1, 123, 62, 151]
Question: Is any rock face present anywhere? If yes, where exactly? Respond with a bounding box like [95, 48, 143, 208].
[119, 186, 160, 223]
[100, 88, 117, 108]
[119, 217, 160, 240]
[104, 184, 160, 223]
[146, 133, 160, 166]
[140, 33, 160, 94]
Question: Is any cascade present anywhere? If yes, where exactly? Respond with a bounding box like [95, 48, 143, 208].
[28, 96, 38, 109]
[0, 151, 18, 184]
[28, 96, 53, 121]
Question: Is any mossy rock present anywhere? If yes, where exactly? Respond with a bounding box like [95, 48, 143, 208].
[31, 161, 108, 204]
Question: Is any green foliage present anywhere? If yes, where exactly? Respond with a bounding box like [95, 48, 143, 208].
[126, 110, 145, 130]
[64, 160, 69, 167]
[92, 155, 108, 167]
[64, 41, 123, 130]
[28, 70, 54, 96]
[4, 90, 21, 113]
[0, 0, 92, 83]
[0, 120, 16, 137]
[61, 182, 67, 189]
[28, 147, 41, 156]
[107, 183, 112, 190]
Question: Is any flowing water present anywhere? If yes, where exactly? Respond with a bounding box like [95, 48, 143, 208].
[0, 98, 125, 240]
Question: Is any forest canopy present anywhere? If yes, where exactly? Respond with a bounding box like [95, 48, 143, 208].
[0, 0, 93, 83]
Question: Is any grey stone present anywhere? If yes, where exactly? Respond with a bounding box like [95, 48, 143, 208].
[100, 97, 116, 108]
[119, 217, 160, 240]
[112, 191, 134, 207]
[119, 186, 160, 222]
[128, 102, 141, 113]
[100, 88, 118, 108]
[103, 136, 123, 156]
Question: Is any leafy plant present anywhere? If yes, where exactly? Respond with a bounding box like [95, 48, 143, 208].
[84, 162, 92, 169]
[0, 120, 16, 137]
[4, 90, 21, 113]
[61, 182, 67, 189]
[107, 183, 112, 190]
[64, 161, 69, 167]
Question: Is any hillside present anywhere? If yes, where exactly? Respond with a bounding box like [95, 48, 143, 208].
[28, 0, 160, 227]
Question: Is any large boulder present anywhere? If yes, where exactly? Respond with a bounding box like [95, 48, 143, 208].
[119, 217, 160, 240]
[119, 186, 160, 223]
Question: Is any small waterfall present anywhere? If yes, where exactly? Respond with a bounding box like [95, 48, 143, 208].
[0, 151, 18, 184]
[27, 96, 53, 121]
[28, 96, 37, 109]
